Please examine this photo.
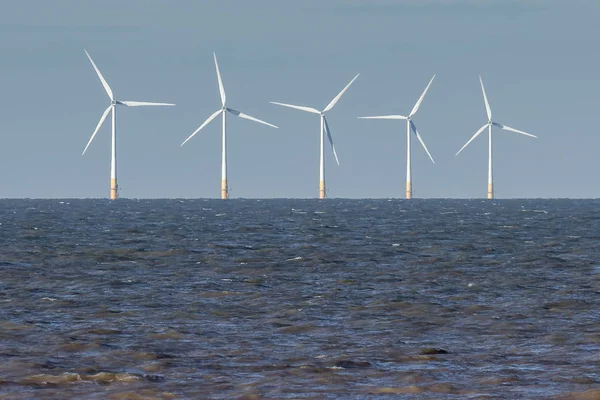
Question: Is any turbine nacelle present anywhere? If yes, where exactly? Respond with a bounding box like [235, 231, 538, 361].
[82, 50, 175, 157]
[270, 73, 359, 166]
[180, 53, 278, 149]
[357, 74, 436, 165]
[455, 76, 536, 157]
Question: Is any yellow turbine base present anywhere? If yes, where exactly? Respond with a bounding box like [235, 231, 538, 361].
[319, 180, 325, 199]
[221, 180, 228, 200]
[110, 179, 118, 200]
[406, 181, 412, 200]
[487, 184, 493, 199]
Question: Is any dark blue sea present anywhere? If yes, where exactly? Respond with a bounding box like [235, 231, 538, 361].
[1, 199, 599, 399]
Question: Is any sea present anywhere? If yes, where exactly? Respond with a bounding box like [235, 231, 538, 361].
[1, 199, 599, 399]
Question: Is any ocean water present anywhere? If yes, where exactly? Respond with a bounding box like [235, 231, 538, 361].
[0, 199, 599, 399]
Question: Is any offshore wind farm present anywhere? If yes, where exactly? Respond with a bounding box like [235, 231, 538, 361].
[2, 2, 600, 399]
[77, 61, 537, 201]
[77, 65, 537, 200]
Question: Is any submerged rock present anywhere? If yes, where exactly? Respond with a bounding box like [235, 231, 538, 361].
[420, 348, 449, 355]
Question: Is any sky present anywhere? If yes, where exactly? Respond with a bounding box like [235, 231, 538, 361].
[0, 0, 599, 199]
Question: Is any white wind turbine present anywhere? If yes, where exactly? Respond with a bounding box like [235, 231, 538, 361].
[456, 76, 537, 199]
[358, 75, 436, 199]
[82, 50, 175, 200]
[270, 73, 359, 199]
[181, 53, 278, 200]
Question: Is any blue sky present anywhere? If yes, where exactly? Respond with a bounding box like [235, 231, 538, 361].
[0, 0, 598, 198]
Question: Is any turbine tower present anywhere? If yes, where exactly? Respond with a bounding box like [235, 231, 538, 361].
[82, 50, 175, 200]
[270, 73, 359, 199]
[456, 76, 537, 199]
[358, 75, 436, 199]
[181, 53, 278, 200]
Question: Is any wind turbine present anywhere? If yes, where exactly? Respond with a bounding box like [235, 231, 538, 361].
[456, 76, 537, 199]
[270, 73, 359, 199]
[181, 53, 278, 199]
[358, 75, 436, 199]
[82, 50, 175, 200]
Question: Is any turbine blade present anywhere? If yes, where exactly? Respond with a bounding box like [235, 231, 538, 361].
[323, 73, 360, 113]
[410, 120, 435, 163]
[357, 115, 407, 120]
[456, 124, 488, 156]
[409, 74, 436, 117]
[480, 76, 492, 121]
[226, 108, 278, 128]
[84, 50, 114, 100]
[82, 105, 112, 155]
[214, 53, 226, 106]
[269, 102, 320, 114]
[323, 117, 340, 166]
[492, 122, 537, 138]
[118, 101, 175, 107]
[181, 109, 222, 146]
